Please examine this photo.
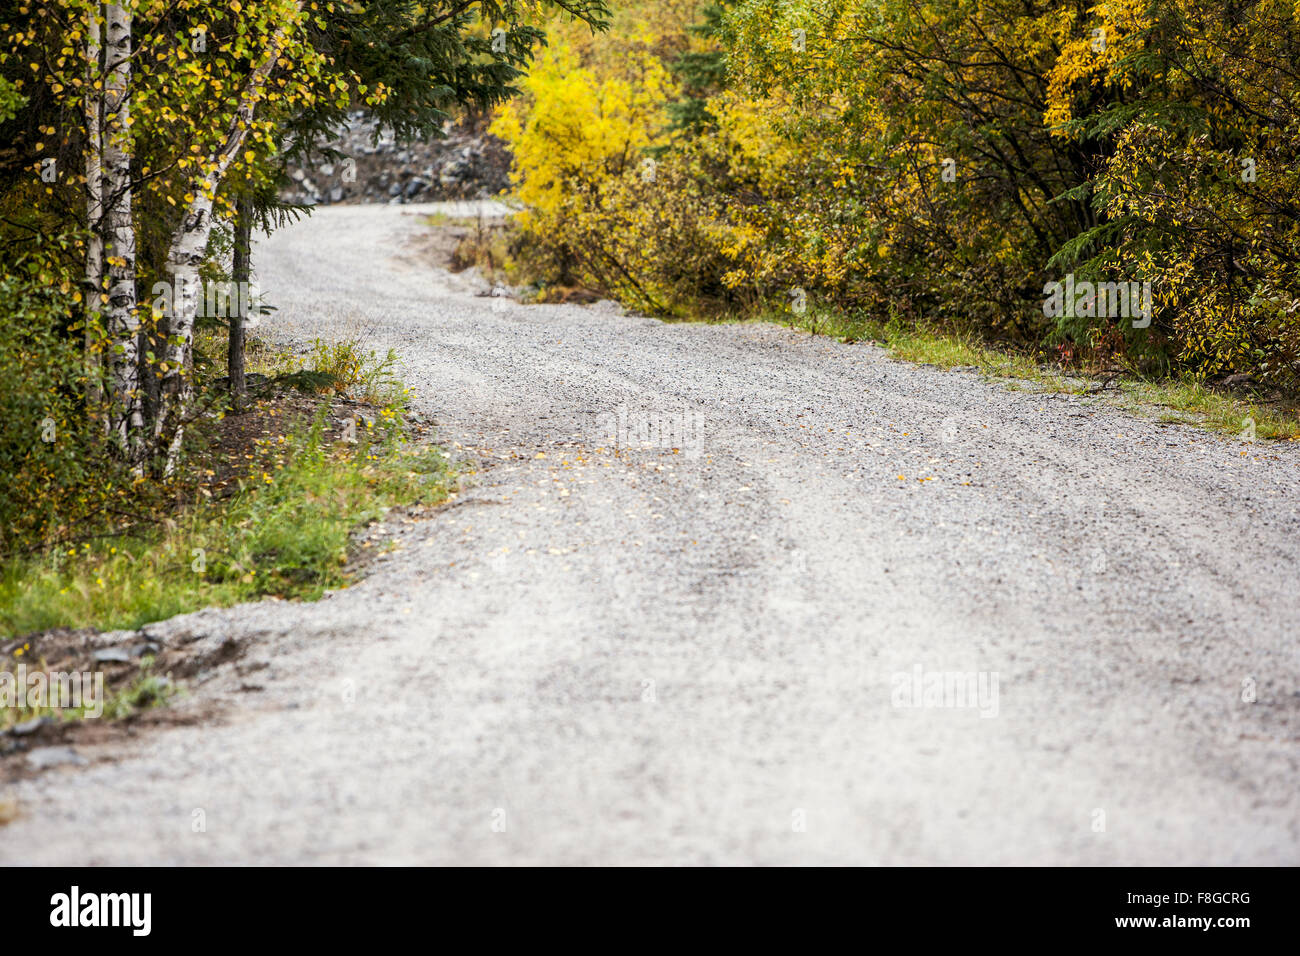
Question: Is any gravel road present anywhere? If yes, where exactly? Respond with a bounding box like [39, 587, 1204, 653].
[6, 202, 1299, 865]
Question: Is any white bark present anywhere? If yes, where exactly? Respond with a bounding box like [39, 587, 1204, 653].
[103, 2, 142, 459]
[153, 16, 296, 471]
[84, 5, 103, 407]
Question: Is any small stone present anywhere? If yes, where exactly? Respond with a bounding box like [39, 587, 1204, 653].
[27, 746, 87, 770]
[94, 647, 132, 663]
[8, 716, 53, 737]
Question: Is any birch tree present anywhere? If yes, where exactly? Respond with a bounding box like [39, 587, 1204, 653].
[101, 2, 143, 459]
[5, 0, 609, 479]
[151, 7, 301, 471]
[83, 6, 103, 406]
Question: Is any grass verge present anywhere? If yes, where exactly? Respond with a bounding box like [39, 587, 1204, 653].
[0, 336, 456, 639]
[766, 308, 1300, 441]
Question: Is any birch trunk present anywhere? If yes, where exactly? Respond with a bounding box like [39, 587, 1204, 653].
[83, 6, 104, 408]
[102, 2, 142, 460]
[153, 21, 292, 472]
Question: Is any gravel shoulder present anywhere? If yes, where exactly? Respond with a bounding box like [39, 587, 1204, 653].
[4, 203, 1298, 865]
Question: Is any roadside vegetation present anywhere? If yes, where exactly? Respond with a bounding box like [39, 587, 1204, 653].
[485, 0, 1300, 435]
[0, 1, 609, 636]
[0, 329, 456, 740]
[0, 332, 456, 639]
[0, 3, 618, 736]
[768, 308, 1300, 441]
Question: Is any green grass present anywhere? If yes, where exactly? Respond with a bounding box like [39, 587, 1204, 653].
[101, 658, 177, 719]
[0, 326, 456, 639]
[1115, 379, 1298, 440]
[0, 655, 176, 731]
[311, 338, 407, 405]
[0, 328, 456, 731]
[0, 410, 456, 639]
[765, 307, 1300, 441]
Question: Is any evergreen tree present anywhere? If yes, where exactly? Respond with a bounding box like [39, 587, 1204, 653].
[666, 1, 729, 135]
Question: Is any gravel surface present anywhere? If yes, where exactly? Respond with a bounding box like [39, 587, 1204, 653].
[6, 203, 1299, 865]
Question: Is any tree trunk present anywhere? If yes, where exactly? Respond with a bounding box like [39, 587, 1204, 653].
[229, 194, 252, 412]
[153, 20, 292, 474]
[102, 3, 142, 462]
[83, 5, 104, 408]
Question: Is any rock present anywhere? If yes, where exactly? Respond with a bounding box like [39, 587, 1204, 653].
[7, 716, 53, 737]
[90, 628, 140, 649]
[278, 112, 513, 206]
[388, 182, 402, 197]
[93, 647, 132, 663]
[27, 746, 87, 770]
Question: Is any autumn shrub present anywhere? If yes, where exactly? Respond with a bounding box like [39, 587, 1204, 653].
[1047, 0, 1300, 389]
[490, 3, 740, 313]
[0, 241, 134, 555]
[304, 336, 407, 406]
[495, 0, 1300, 394]
[0, 408, 456, 638]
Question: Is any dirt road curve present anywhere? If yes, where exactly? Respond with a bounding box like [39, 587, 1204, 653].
[6, 203, 1298, 865]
